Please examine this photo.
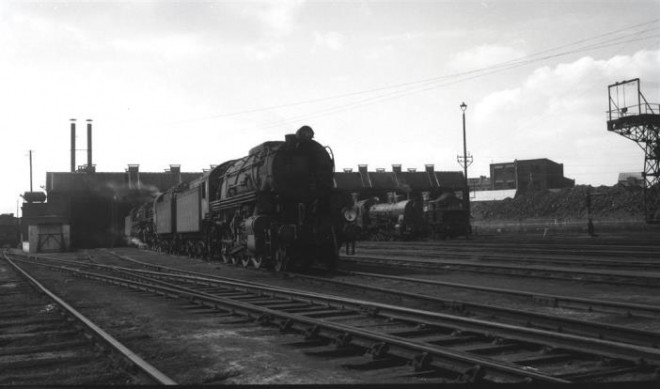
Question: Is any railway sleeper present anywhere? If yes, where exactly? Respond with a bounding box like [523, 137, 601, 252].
[0, 315, 63, 329]
[0, 339, 90, 357]
[559, 365, 652, 382]
[0, 352, 93, 371]
[342, 355, 408, 371]
[303, 344, 366, 359]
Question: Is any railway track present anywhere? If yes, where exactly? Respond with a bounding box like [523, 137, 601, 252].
[0, 252, 176, 386]
[355, 241, 660, 269]
[14, 251, 660, 384]
[338, 252, 660, 288]
[355, 247, 660, 270]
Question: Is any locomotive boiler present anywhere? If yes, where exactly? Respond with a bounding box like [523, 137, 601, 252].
[356, 197, 424, 240]
[354, 190, 470, 240]
[136, 126, 354, 272]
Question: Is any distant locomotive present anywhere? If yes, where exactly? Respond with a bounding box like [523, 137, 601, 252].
[127, 126, 355, 271]
[356, 197, 424, 240]
[355, 191, 470, 240]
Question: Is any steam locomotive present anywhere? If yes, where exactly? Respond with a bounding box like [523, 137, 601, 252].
[355, 191, 471, 240]
[126, 126, 355, 271]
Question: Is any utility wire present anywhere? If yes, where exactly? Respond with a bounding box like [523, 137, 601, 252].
[170, 18, 659, 125]
[251, 30, 660, 130]
[153, 18, 658, 133]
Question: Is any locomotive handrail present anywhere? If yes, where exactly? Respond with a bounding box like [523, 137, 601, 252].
[324, 145, 335, 170]
[210, 191, 258, 211]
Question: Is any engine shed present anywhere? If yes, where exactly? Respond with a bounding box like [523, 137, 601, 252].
[334, 164, 466, 201]
[22, 165, 203, 249]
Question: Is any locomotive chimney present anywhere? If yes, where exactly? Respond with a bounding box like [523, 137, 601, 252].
[70, 119, 76, 172]
[86, 119, 93, 173]
[127, 164, 140, 189]
[392, 164, 402, 174]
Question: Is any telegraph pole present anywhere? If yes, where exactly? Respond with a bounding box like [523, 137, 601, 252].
[29, 150, 33, 192]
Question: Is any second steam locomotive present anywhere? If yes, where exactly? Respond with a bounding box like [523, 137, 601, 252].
[126, 126, 355, 271]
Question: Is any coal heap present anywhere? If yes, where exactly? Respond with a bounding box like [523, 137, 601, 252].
[472, 185, 648, 221]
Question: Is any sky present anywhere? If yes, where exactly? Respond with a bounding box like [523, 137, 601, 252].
[1, 0, 659, 215]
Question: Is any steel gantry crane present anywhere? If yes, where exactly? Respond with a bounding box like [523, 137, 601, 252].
[607, 78, 660, 223]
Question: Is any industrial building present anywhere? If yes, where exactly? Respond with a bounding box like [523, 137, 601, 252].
[490, 158, 575, 193]
[334, 164, 466, 200]
[22, 165, 203, 250]
[20, 120, 204, 251]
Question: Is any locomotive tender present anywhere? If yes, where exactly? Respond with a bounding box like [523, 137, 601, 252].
[128, 126, 354, 271]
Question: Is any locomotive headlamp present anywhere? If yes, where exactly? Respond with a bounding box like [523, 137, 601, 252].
[343, 207, 358, 222]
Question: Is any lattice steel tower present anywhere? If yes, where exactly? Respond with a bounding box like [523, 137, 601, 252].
[607, 78, 660, 223]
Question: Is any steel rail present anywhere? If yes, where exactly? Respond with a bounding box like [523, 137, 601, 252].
[356, 247, 660, 268]
[339, 254, 660, 287]
[2, 254, 177, 386]
[282, 272, 660, 347]
[13, 257, 572, 383]
[343, 270, 660, 319]
[24, 255, 660, 368]
[107, 266, 660, 366]
[32, 251, 660, 321]
[95, 250, 660, 344]
[355, 241, 660, 256]
[27, 252, 660, 373]
[353, 247, 660, 270]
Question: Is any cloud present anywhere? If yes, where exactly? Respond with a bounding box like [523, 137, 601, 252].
[238, 0, 304, 61]
[312, 31, 345, 52]
[243, 0, 304, 38]
[448, 44, 526, 72]
[112, 33, 211, 61]
[243, 41, 285, 61]
[471, 49, 660, 184]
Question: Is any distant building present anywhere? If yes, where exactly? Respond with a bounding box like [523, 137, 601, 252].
[468, 175, 491, 192]
[617, 172, 644, 187]
[22, 164, 203, 249]
[490, 158, 575, 194]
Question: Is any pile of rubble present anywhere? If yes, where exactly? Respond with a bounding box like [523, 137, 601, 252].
[472, 184, 647, 221]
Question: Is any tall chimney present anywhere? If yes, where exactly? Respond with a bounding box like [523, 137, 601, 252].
[86, 119, 93, 172]
[169, 164, 182, 184]
[70, 119, 76, 172]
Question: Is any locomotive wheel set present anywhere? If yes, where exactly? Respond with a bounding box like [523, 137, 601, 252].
[125, 126, 355, 272]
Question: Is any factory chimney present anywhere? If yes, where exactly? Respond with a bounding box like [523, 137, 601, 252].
[70, 119, 76, 172]
[86, 119, 93, 173]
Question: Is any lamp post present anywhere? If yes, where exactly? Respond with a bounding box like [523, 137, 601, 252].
[457, 102, 473, 222]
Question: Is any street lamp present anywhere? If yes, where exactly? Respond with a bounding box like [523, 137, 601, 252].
[457, 102, 473, 224]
